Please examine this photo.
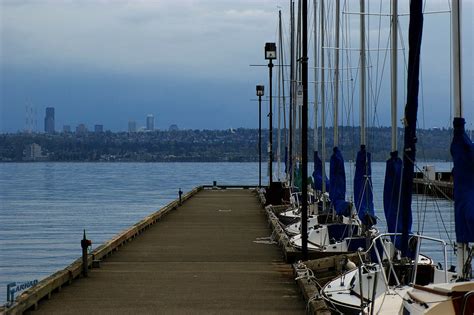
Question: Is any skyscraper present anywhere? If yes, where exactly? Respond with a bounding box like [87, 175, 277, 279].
[128, 120, 137, 133]
[146, 114, 154, 131]
[94, 124, 104, 133]
[44, 107, 55, 133]
[76, 123, 87, 134]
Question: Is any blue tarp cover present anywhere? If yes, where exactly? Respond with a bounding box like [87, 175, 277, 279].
[312, 151, 329, 192]
[451, 117, 474, 243]
[330, 147, 350, 216]
[383, 151, 406, 249]
[354, 145, 376, 226]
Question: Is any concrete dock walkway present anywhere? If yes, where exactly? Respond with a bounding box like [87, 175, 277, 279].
[28, 189, 305, 314]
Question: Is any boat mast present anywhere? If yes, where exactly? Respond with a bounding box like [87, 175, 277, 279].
[297, 0, 302, 158]
[313, 0, 318, 155]
[277, 10, 283, 180]
[320, 0, 326, 210]
[334, 0, 340, 148]
[452, 0, 462, 119]
[360, 0, 366, 147]
[452, 0, 468, 277]
[279, 10, 288, 180]
[301, 0, 309, 261]
[289, 0, 295, 185]
[391, 0, 398, 152]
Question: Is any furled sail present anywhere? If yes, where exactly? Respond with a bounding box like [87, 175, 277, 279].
[451, 117, 474, 243]
[354, 145, 376, 226]
[330, 147, 350, 216]
[399, 0, 423, 257]
[312, 151, 329, 192]
[383, 151, 403, 248]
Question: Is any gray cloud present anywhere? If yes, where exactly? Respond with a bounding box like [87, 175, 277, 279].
[0, 0, 472, 132]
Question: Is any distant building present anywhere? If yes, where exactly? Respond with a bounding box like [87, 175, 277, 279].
[63, 125, 71, 133]
[76, 123, 88, 134]
[44, 107, 55, 133]
[169, 124, 179, 131]
[94, 124, 104, 133]
[24, 143, 46, 161]
[128, 120, 137, 133]
[146, 114, 154, 131]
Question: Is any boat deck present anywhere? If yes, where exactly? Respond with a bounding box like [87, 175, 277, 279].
[26, 189, 305, 314]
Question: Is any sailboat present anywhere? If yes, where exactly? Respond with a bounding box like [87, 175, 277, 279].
[322, 0, 473, 313]
[400, 0, 474, 313]
[283, 0, 381, 255]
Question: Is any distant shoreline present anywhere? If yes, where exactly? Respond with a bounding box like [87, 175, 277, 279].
[0, 127, 453, 163]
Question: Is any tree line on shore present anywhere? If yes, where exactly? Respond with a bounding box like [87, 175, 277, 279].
[0, 127, 453, 162]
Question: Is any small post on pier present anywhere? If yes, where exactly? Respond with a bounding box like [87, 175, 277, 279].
[81, 230, 92, 277]
[178, 188, 183, 205]
[7, 282, 16, 305]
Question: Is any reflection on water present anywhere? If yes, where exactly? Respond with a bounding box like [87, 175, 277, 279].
[0, 162, 455, 302]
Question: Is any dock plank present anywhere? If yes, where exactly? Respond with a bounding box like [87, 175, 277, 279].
[27, 189, 305, 314]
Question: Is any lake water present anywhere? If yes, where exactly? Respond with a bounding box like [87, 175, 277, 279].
[0, 162, 455, 303]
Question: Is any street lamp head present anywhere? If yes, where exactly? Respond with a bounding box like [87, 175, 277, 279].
[256, 85, 264, 97]
[264, 42, 277, 60]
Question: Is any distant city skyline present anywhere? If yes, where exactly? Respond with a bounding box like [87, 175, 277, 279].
[1, 1, 473, 133]
[37, 106, 165, 133]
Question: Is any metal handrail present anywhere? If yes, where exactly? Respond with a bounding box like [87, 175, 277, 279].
[363, 233, 449, 286]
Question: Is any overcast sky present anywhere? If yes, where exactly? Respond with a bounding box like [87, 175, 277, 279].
[0, 0, 472, 133]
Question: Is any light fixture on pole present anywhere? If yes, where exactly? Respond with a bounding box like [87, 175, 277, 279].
[256, 85, 264, 188]
[265, 42, 277, 186]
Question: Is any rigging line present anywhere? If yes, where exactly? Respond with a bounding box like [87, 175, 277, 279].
[322, 46, 405, 51]
[279, 16, 290, 87]
[341, 0, 350, 129]
[419, 181, 429, 236]
[370, 27, 391, 132]
[325, 3, 335, 136]
[432, 197, 455, 251]
[374, 0, 384, 119]
[343, 10, 451, 17]
[396, 19, 408, 105]
[345, 0, 356, 160]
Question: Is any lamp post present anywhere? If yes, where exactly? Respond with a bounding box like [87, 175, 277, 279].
[256, 85, 265, 188]
[265, 42, 277, 186]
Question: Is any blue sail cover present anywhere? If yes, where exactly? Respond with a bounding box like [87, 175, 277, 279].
[451, 117, 474, 243]
[383, 151, 405, 249]
[312, 151, 329, 191]
[330, 147, 350, 216]
[354, 145, 376, 226]
[399, 0, 423, 257]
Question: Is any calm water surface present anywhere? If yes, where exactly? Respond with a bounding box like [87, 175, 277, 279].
[0, 162, 455, 303]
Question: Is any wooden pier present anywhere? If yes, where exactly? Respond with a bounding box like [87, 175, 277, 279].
[413, 171, 453, 199]
[3, 187, 306, 314]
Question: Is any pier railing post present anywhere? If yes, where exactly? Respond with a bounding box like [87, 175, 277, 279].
[81, 230, 92, 277]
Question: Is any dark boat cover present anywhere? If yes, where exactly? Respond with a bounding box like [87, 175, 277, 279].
[399, 0, 423, 257]
[330, 147, 350, 216]
[383, 151, 405, 249]
[312, 151, 329, 192]
[451, 117, 474, 243]
[354, 145, 376, 226]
